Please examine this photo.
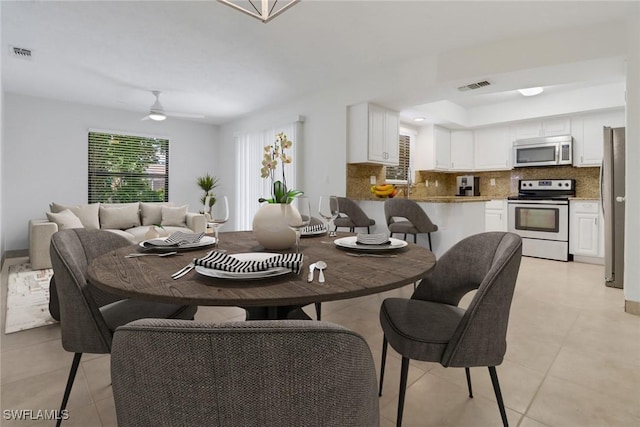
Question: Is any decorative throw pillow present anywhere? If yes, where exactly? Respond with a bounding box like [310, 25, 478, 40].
[99, 204, 141, 230]
[161, 205, 188, 227]
[49, 202, 100, 230]
[140, 202, 174, 226]
[46, 209, 84, 230]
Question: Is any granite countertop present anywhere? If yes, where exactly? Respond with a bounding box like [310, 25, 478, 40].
[359, 195, 498, 203]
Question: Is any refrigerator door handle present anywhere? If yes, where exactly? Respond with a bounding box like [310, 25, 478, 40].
[599, 159, 605, 216]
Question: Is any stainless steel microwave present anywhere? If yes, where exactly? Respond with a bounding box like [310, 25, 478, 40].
[513, 135, 573, 167]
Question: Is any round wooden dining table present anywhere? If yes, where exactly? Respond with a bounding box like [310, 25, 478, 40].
[88, 231, 436, 320]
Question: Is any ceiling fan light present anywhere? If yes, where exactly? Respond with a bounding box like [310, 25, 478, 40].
[149, 112, 166, 121]
[518, 87, 544, 97]
[218, 0, 299, 23]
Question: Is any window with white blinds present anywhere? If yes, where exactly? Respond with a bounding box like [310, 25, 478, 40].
[386, 133, 411, 182]
[235, 121, 301, 230]
[88, 131, 169, 203]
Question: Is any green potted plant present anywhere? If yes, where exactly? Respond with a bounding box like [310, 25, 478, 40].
[196, 173, 220, 214]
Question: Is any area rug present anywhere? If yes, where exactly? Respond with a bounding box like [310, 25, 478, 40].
[4, 262, 57, 334]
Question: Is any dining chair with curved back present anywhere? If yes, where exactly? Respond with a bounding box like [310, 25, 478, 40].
[378, 232, 522, 427]
[49, 228, 198, 427]
[333, 197, 375, 233]
[384, 198, 438, 250]
[111, 319, 380, 427]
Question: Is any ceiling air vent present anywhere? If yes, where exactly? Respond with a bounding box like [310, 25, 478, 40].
[9, 46, 33, 60]
[457, 80, 491, 91]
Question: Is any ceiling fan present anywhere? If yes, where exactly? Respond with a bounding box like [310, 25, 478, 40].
[142, 90, 205, 121]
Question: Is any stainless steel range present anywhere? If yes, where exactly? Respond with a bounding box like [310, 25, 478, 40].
[507, 179, 576, 261]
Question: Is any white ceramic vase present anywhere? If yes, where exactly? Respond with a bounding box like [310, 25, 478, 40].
[252, 203, 299, 250]
[145, 226, 160, 239]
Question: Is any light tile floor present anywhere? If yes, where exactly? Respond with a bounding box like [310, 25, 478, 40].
[1, 256, 639, 426]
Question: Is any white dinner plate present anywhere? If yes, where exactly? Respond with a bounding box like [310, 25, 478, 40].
[139, 235, 216, 251]
[333, 236, 408, 251]
[195, 252, 292, 280]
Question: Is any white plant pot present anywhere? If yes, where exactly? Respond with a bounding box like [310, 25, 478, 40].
[252, 203, 299, 250]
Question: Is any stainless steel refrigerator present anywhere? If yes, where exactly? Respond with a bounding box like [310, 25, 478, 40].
[601, 127, 625, 289]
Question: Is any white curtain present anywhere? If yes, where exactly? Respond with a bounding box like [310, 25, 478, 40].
[235, 120, 302, 230]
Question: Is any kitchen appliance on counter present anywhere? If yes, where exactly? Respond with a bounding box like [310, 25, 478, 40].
[513, 135, 573, 167]
[602, 127, 625, 289]
[456, 175, 480, 196]
[507, 179, 575, 261]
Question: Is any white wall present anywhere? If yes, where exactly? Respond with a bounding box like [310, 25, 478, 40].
[218, 56, 440, 231]
[624, 14, 640, 305]
[1, 93, 220, 251]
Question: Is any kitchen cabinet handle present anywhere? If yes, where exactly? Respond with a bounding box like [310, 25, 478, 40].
[594, 217, 598, 226]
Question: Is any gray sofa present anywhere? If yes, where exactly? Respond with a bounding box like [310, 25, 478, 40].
[29, 201, 206, 270]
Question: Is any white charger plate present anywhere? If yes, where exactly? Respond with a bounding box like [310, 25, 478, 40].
[333, 236, 408, 251]
[139, 235, 216, 251]
[195, 252, 291, 280]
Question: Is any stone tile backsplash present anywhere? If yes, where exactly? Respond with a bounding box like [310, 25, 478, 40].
[347, 164, 600, 200]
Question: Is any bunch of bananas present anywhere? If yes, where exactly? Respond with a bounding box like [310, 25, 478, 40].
[370, 183, 398, 198]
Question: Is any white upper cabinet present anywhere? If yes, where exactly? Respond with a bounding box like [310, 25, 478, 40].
[434, 126, 451, 170]
[572, 109, 625, 167]
[347, 102, 399, 166]
[414, 124, 450, 171]
[474, 126, 511, 170]
[450, 130, 474, 171]
[513, 117, 571, 139]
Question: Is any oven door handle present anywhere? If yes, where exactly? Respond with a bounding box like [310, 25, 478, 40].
[507, 200, 568, 205]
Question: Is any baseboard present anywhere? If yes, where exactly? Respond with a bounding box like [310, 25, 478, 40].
[572, 255, 604, 265]
[1, 249, 29, 270]
[625, 300, 640, 316]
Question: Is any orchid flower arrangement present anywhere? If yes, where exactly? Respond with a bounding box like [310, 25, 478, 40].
[259, 132, 303, 204]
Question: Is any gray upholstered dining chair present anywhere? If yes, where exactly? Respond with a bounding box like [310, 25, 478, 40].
[333, 196, 375, 233]
[384, 198, 438, 250]
[378, 232, 522, 427]
[110, 319, 380, 427]
[49, 229, 197, 427]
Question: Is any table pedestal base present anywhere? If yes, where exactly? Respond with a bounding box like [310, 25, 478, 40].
[244, 305, 312, 320]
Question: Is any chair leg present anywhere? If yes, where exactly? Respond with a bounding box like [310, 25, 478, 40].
[465, 367, 473, 398]
[314, 302, 321, 321]
[403, 233, 407, 241]
[379, 335, 388, 397]
[350, 227, 354, 232]
[488, 366, 509, 427]
[413, 234, 417, 244]
[367, 226, 370, 233]
[57, 353, 82, 427]
[397, 357, 410, 427]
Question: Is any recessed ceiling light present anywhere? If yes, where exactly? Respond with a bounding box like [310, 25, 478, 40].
[518, 87, 544, 97]
[414, 117, 426, 122]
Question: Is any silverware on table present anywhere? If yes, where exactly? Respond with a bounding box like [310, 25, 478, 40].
[171, 262, 195, 280]
[344, 252, 398, 258]
[307, 263, 317, 283]
[125, 251, 178, 258]
[315, 260, 327, 283]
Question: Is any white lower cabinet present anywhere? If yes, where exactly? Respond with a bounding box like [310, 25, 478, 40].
[485, 200, 507, 232]
[570, 200, 604, 259]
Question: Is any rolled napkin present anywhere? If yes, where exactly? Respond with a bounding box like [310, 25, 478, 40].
[356, 233, 390, 245]
[301, 223, 327, 234]
[143, 231, 205, 247]
[194, 251, 304, 275]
